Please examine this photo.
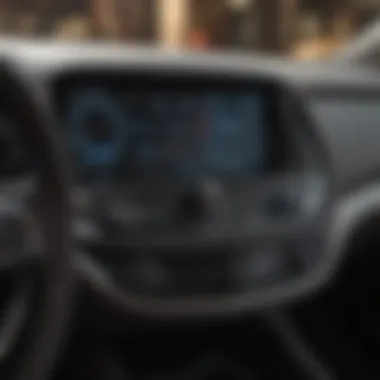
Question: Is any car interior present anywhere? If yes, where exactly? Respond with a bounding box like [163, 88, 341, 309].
[0, 40, 379, 380]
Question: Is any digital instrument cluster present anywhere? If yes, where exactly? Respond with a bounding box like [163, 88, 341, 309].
[59, 83, 276, 184]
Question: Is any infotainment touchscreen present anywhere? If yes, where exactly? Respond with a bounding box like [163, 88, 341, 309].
[57, 78, 278, 182]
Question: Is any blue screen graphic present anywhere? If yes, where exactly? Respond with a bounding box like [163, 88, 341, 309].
[66, 88, 267, 180]
[67, 89, 127, 168]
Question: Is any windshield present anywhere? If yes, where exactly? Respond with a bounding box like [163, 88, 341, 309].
[0, 0, 375, 60]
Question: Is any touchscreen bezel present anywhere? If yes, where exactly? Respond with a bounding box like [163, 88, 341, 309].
[53, 73, 288, 184]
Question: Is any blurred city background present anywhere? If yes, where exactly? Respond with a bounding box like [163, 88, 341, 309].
[0, 0, 377, 59]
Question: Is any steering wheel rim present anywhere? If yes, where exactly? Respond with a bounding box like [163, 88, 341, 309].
[0, 60, 74, 380]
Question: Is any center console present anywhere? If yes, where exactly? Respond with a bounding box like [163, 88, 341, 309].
[51, 71, 330, 317]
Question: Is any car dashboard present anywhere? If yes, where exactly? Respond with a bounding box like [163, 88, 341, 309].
[1, 41, 380, 321]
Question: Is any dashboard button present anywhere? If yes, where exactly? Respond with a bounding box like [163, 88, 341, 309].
[234, 248, 289, 288]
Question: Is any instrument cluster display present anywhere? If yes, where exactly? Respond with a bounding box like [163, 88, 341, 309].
[62, 83, 272, 183]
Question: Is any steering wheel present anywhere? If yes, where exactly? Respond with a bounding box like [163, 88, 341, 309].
[0, 62, 73, 380]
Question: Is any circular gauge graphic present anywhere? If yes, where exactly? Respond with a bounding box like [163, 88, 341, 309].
[67, 88, 127, 168]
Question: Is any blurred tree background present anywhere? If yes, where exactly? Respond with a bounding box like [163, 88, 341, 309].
[0, 0, 377, 58]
